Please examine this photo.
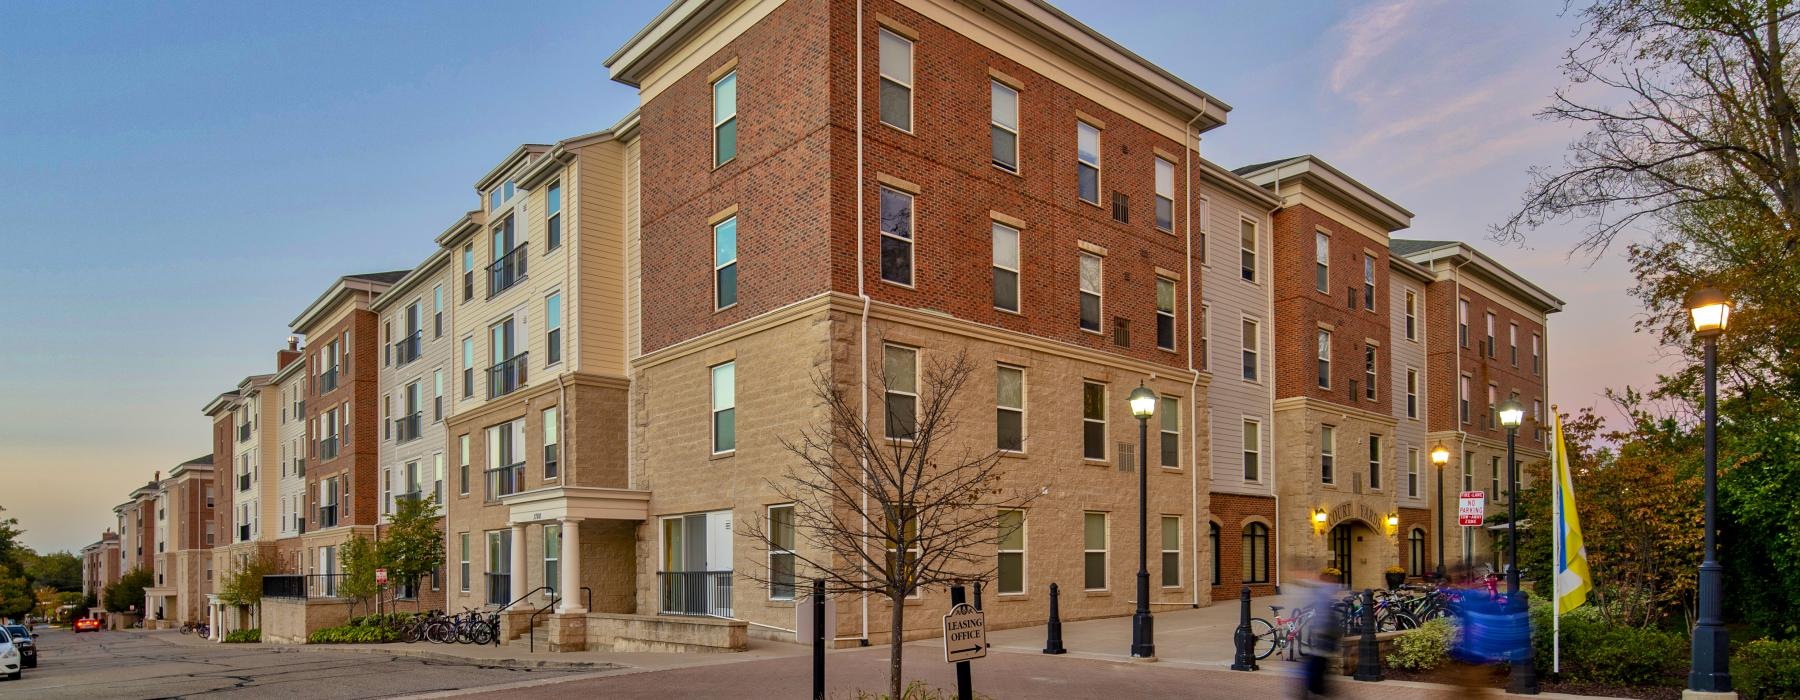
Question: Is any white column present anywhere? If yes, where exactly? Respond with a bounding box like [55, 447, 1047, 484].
[556, 518, 585, 614]
[509, 523, 528, 602]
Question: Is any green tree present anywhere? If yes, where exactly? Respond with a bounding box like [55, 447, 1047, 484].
[0, 564, 31, 620]
[23, 551, 81, 592]
[0, 507, 24, 567]
[379, 496, 444, 603]
[103, 568, 152, 614]
[218, 553, 277, 624]
[338, 535, 384, 616]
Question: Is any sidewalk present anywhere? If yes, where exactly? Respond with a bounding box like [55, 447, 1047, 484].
[984, 590, 1304, 668]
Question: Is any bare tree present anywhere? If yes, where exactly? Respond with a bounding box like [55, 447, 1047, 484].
[740, 347, 1036, 700]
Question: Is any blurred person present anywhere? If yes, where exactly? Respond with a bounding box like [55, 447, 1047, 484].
[1293, 558, 1345, 699]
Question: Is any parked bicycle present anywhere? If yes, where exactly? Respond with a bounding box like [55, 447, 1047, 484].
[1247, 604, 1317, 661]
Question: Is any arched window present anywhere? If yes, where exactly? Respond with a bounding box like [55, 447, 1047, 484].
[1242, 522, 1269, 584]
[1209, 522, 1221, 586]
[1408, 528, 1427, 576]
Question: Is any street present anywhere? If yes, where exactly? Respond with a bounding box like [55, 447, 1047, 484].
[5, 627, 588, 699]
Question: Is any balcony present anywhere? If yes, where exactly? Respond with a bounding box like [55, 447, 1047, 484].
[394, 330, 422, 366]
[396, 490, 423, 504]
[658, 571, 734, 617]
[320, 368, 339, 393]
[488, 353, 528, 399]
[237, 423, 251, 442]
[319, 436, 339, 461]
[396, 413, 422, 443]
[318, 504, 339, 529]
[487, 243, 528, 298]
[483, 462, 525, 502]
[237, 473, 251, 492]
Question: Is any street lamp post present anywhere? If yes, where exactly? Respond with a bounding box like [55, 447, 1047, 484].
[1499, 398, 1537, 695]
[1686, 287, 1732, 695]
[1430, 444, 1451, 581]
[1127, 384, 1158, 659]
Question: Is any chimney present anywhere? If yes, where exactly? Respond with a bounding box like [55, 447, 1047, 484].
[276, 335, 303, 370]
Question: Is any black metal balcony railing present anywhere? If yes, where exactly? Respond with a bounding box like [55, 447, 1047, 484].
[238, 524, 251, 542]
[396, 413, 422, 443]
[320, 368, 339, 393]
[238, 423, 251, 442]
[238, 473, 251, 492]
[658, 571, 733, 617]
[318, 504, 339, 529]
[488, 243, 528, 298]
[394, 331, 422, 366]
[320, 436, 339, 460]
[484, 462, 526, 502]
[262, 574, 306, 600]
[486, 573, 512, 606]
[488, 353, 528, 399]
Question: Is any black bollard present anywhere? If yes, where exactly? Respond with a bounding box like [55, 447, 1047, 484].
[950, 584, 973, 700]
[1354, 588, 1383, 681]
[1043, 582, 1066, 654]
[974, 580, 983, 611]
[812, 579, 825, 700]
[1231, 585, 1258, 671]
[1509, 589, 1539, 695]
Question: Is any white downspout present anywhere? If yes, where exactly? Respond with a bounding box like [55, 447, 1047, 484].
[1183, 108, 1204, 608]
[853, 0, 872, 645]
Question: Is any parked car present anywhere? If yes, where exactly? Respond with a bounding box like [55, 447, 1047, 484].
[73, 618, 101, 633]
[0, 626, 22, 680]
[2, 626, 33, 668]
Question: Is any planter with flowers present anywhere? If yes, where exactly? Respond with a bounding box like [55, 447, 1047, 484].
[1385, 565, 1407, 590]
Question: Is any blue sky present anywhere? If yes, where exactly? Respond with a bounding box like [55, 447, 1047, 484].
[0, 0, 1656, 554]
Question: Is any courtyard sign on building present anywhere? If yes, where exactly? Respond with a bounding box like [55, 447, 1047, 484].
[1458, 491, 1486, 526]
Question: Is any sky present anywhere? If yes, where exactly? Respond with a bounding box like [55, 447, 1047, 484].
[0, 0, 1669, 554]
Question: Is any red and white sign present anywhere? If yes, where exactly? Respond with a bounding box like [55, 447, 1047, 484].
[375, 568, 389, 585]
[1458, 491, 1487, 526]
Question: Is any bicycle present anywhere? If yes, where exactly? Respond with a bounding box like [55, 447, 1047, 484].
[1247, 604, 1316, 661]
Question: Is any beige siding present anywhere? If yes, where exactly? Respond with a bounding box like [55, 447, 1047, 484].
[574, 141, 629, 378]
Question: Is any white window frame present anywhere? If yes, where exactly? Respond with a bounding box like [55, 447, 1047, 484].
[1078, 251, 1103, 333]
[1076, 121, 1101, 205]
[1160, 515, 1181, 588]
[991, 80, 1019, 173]
[1459, 298, 1470, 347]
[1314, 231, 1330, 293]
[1362, 253, 1376, 311]
[1509, 322, 1519, 366]
[996, 364, 1025, 453]
[1364, 343, 1378, 401]
[1155, 276, 1176, 351]
[1239, 218, 1259, 283]
[997, 509, 1026, 595]
[1320, 425, 1336, 485]
[1081, 380, 1107, 461]
[879, 186, 915, 287]
[545, 291, 563, 366]
[1460, 374, 1472, 424]
[1242, 417, 1261, 482]
[1406, 368, 1420, 419]
[877, 28, 913, 132]
[1407, 447, 1421, 498]
[1405, 290, 1418, 340]
[1368, 434, 1382, 491]
[1153, 157, 1175, 232]
[1242, 317, 1261, 383]
[714, 215, 738, 311]
[1158, 396, 1179, 469]
[884, 344, 919, 441]
[1083, 511, 1108, 591]
[459, 533, 471, 592]
[712, 70, 738, 167]
[1316, 329, 1331, 389]
[1532, 333, 1542, 374]
[992, 220, 1020, 313]
[711, 361, 736, 454]
[767, 504, 797, 601]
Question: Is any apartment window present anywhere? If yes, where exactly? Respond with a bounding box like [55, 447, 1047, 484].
[1198, 305, 1210, 370]
[992, 221, 1019, 312]
[1160, 516, 1180, 587]
[1243, 523, 1269, 583]
[714, 216, 738, 309]
[1158, 396, 1179, 468]
[1368, 434, 1382, 490]
[489, 317, 522, 398]
[461, 337, 474, 398]
[884, 345, 918, 439]
[434, 452, 445, 502]
[433, 369, 444, 422]
[1491, 456, 1502, 502]
[1534, 399, 1545, 442]
[1081, 381, 1106, 461]
[1242, 318, 1260, 381]
[1406, 368, 1419, 419]
[866, 25, 918, 129]
[1364, 344, 1378, 401]
[543, 406, 559, 479]
[545, 181, 562, 251]
[462, 244, 474, 302]
[1314, 232, 1330, 292]
[1458, 299, 1470, 347]
[1242, 418, 1261, 481]
[1488, 384, 1499, 430]
[1485, 312, 1496, 357]
[1509, 323, 1519, 366]
[991, 81, 1018, 172]
[545, 292, 562, 366]
[1404, 290, 1417, 340]
[996, 365, 1024, 452]
[1532, 333, 1542, 374]
[1083, 512, 1107, 590]
[1320, 425, 1336, 484]
[987, 509, 1025, 595]
[459, 533, 471, 592]
[1155, 277, 1176, 350]
[1316, 329, 1331, 388]
[1240, 219, 1258, 282]
[1463, 451, 1475, 491]
[1407, 448, 1421, 498]
[384, 322, 392, 366]
[1076, 121, 1100, 204]
[1460, 375, 1472, 424]
[1078, 252, 1103, 332]
[1153, 157, 1175, 231]
[459, 435, 470, 496]
[1362, 254, 1376, 311]
[543, 524, 560, 595]
[879, 186, 914, 285]
[711, 362, 736, 453]
[486, 530, 511, 606]
[766, 504, 796, 600]
[712, 70, 737, 166]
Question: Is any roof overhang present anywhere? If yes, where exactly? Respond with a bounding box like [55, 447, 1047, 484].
[605, 0, 1229, 131]
[1400, 241, 1566, 314]
[433, 210, 486, 249]
[500, 486, 652, 524]
[1238, 155, 1413, 232]
[1196, 156, 1282, 211]
[201, 391, 242, 417]
[371, 247, 453, 312]
[474, 144, 552, 193]
[289, 275, 399, 332]
[1389, 254, 1436, 284]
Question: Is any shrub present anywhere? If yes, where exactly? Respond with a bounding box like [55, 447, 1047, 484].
[1388, 617, 1455, 671]
[1529, 602, 1685, 687]
[307, 624, 399, 644]
[853, 682, 993, 700]
[222, 628, 260, 643]
[346, 612, 420, 629]
[1736, 639, 1800, 700]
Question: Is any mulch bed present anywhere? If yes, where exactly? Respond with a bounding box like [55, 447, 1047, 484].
[1380, 662, 1682, 699]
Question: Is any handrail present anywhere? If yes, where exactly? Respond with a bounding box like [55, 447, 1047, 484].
[494, 585, 552, 647]
[527, 590, 560, 653]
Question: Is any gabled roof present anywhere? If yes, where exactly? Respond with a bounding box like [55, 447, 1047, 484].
[1392, 238, 1565, 314]
[371, 247, 453, 312]
[1234, 155, 1413, 232]
[201, 390, 242, 417]
[475, 145, 552, 193]
[289, 271, 410, 331]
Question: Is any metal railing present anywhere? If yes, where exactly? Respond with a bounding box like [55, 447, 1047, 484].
[261, 573, 348, 600]
[394, 330, 422, 366]
[320, 436, 339, 460]
[488, 243, 528, 298]
[484, 462, 525, 502]
[396, 490, 422, 504]
[487, 353, 528, 399]
[321, 368, 339, 393]
[396, 413, 422, 443]
[318, 504, 339, 529]
[657, 571, 733, 617]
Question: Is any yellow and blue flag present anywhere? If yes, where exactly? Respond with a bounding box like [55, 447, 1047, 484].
[1553, 412, 1592, 613]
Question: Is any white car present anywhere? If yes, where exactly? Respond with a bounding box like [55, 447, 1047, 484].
[0, 626, 20, 680]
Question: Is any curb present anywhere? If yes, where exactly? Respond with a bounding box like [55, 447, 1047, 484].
[282, 643, 616, 670]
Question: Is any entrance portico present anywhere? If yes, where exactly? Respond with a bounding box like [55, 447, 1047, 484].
[498, 485, 649, 649]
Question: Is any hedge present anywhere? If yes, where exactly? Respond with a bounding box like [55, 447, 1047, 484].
[222, 628, 260, 643]
[307, 624, 399, 644]
[1735, 638, 1800, 700]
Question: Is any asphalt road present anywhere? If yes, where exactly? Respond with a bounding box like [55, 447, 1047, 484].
[5, 627, 587, 699]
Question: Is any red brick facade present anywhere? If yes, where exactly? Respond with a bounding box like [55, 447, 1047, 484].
[1208, 492, 1279, 599]
[1396, 506, 1434, 578]
[1270, 204, 1393, 406]
[303, 307, 382, 529]
[1423, 279, 1549, 445]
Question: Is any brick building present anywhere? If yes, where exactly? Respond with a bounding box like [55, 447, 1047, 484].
[80, 531, 121, 600]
